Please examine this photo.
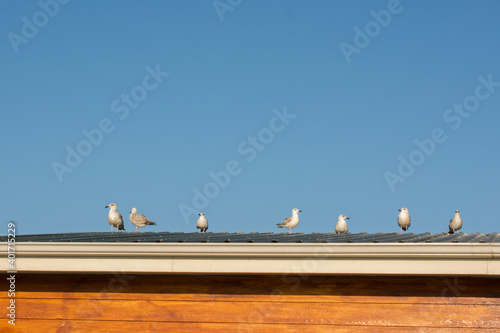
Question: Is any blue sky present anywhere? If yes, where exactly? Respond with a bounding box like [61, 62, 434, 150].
[2, 0, 499, 235]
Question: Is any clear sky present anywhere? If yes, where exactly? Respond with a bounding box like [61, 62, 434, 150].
[2, 0, 499, 235]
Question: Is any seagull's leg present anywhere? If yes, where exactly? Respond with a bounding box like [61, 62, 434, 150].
[289, 229, 292, 234]
[136, 226, 139, 233]
[111, 225, 113, 233]
[400, 226, 402, 234]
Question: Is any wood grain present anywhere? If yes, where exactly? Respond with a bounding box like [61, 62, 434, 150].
[2, 320, 499, 333]
[6, 274, 500, 297]
[7, 292, 500, 305]
[9, 299, 500, 328]
[1, 274, 499, 330]
[3, 274, 499, 304]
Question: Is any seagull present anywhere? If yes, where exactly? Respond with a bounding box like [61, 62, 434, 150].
[335, 214, 350, 234]
[397, 207, 411, 234]
[105, 203, 125, 233]
[277, 208, 302, 233]
[196, 213, 208, 233]
[129, 207, 157, 232]
[449, 210, 463, 234]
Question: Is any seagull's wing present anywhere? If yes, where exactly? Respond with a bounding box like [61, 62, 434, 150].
[116, 212, 125, 229]
[280, 216, 292, 226]
[142, 214, 156, 225]
[130, 213, 142, 224]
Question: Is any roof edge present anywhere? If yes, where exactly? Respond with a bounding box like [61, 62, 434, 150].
[2, 242, 499, 276]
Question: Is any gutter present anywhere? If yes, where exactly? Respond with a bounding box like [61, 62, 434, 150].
[1, 242, 499, 276]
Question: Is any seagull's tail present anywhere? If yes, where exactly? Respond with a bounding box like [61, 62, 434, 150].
[277, 223, 283, 228]
[148, 221, 157, 226]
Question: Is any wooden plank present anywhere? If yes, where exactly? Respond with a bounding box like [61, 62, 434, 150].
[12, 299, 500, 328]
[0, 320, 155, 333]
[1, 320, 499, 333]
[3, 274, 499, 305]
[8, 274, 214, 295]
[212, 294, 500, 305]
[6, 292, 213, 302]
[4, 292, 500, 306]
[6, 274, 500, 298]
[209, 275, 500, 299]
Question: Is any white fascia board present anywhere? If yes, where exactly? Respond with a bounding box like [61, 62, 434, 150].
[1, 242, 499, 276]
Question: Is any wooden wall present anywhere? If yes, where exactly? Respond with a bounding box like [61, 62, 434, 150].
[1, 274, 500, 332]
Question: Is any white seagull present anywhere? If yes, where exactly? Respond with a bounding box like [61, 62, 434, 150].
[335, 214, 350, 234]
[196, 213, 208, 233]
[105, 203, 125, 233]
[277, 208, 302, 233]
[449, 210, 463, 234]
[397, 207, 411, 234]
[129, 207, 157, 232]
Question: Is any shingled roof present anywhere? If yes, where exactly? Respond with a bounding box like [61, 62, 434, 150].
[2, 231, 499, 243]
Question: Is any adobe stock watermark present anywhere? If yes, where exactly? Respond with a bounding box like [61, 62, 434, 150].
[339, 0, 407, 64]
[385, 74, 499, 192]
[6, 221, 16, 326]
[213, 0, 242, 21]
[74, 271, 135, 318]
[51, 64, 169, 182]
[178, 106, 296, 224]
[441, 277, 467, 297]
[7, 0, 71, 54]
[237, 244, 332, 332]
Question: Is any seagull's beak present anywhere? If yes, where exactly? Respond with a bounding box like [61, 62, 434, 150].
[105, 205, 109, 208]
[346, 217, 350, 220]
[198, 213, 201, 216]
[298, 210, 302, 212]
[398, 209, 401, 211]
